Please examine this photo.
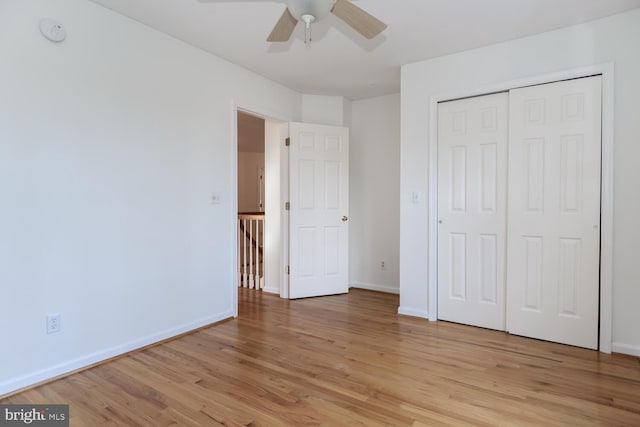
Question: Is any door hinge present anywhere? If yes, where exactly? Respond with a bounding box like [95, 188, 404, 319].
[285, 265, 290, 275]
[285, 137, 290, 147]
[285, 202, 290, 210]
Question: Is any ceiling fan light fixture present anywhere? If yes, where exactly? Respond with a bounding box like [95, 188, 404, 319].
[301, 13, 315, 27]
[267, 0, 386, 43]
[286, 0, 335, 22]
[288, 0, 334, 44]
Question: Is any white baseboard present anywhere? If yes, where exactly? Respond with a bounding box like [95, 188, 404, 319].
[397, 306, 429, 319]
[0, 310, 234, 397]
[350, 281, 399, 294]
[612, 342, 640, 357]
[262, 285, 279, 295]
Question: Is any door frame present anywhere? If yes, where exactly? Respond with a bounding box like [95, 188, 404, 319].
[427, 63, 615, 353]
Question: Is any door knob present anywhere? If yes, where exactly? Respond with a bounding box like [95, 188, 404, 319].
[341, 216, 349, 222]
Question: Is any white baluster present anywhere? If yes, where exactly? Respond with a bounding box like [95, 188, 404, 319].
[248, 220, 254, 289]
[255, 218, 260, 289]
[237, 214, 264, 290]
[259, 219, 264, 289]
[242, 218, 248, 287]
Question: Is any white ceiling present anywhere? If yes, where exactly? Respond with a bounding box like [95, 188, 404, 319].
[89, 0, 640, 100]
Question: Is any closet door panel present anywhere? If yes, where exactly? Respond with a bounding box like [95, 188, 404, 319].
[506, 76, 602, 349]
[437, 92, 508, 331]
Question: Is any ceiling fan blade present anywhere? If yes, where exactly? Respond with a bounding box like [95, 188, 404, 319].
[267, 8, 298, 42]
[331, 0, 387, 39]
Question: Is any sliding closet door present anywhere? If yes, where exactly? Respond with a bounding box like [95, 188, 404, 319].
[437, 92, 508, 330]
[506, 76, 602, 349]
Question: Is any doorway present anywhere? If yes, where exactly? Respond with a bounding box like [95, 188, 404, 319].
[233, 109, 351, 305]
[237, 112, 266, 290]
[236, 110, 286, 297]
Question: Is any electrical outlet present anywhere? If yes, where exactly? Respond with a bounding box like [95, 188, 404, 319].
[47, 313, 61, 334]
[380, 260, 385, 269]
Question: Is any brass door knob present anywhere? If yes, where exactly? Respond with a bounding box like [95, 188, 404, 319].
[341, 216, 349, 222]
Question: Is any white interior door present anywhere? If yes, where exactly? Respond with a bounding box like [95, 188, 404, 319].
[506, 76, 602, 349]
[437, 92, 509, 330]
[289, 122, 349, 299]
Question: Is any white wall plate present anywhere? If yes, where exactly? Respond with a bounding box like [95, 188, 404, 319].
[39, 19, 66, 42]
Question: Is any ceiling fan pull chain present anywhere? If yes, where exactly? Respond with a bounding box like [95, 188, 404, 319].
[301, 13, 315, 44]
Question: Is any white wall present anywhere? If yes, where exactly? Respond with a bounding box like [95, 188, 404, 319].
[263, 121, 284, 295]
[343, 97, 353, 128]
[349, 94, 401, 293]
[0, 0, 301, 395]
[301, 93, 400, 294]
[302, 94, 346, 126]
[237, 152, 264, 212]
[400, 9, 640, 355]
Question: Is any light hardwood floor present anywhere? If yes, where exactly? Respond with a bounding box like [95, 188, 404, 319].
[3, 288, 640, 426]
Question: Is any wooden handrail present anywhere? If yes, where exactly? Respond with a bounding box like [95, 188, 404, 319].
[238, 212, 265, 220]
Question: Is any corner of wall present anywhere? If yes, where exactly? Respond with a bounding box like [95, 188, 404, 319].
[397, 306, 429, 319]
[350, 282, 399, 294]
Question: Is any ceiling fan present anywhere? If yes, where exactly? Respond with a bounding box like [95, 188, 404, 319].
[266, 0, 387, 43]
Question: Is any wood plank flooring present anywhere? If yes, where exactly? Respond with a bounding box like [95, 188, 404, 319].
[3, 288, 640, 426]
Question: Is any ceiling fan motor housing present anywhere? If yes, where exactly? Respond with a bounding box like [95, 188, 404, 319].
[287, 0, 336, 22]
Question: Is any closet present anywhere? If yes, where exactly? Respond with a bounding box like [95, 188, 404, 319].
[437, 76, 602, 349]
